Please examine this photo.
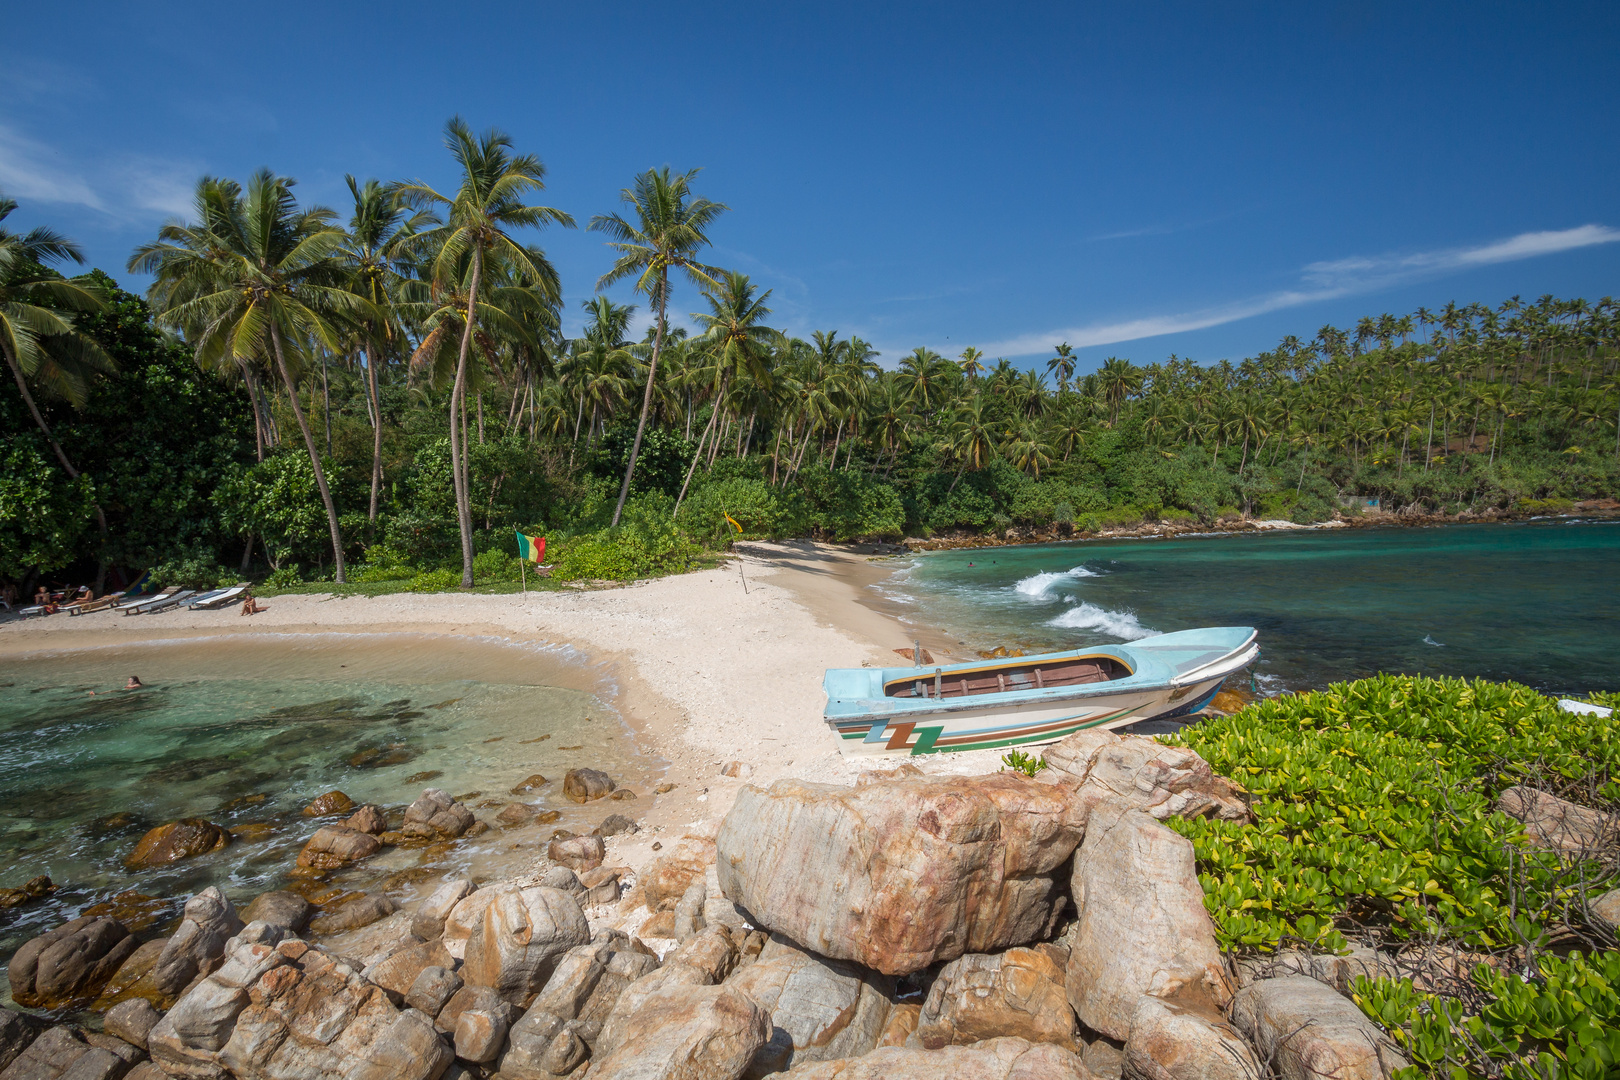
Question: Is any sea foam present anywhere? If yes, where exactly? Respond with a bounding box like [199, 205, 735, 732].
[1012, 566, 1100, 599]
[1047, 601, 1155, 640]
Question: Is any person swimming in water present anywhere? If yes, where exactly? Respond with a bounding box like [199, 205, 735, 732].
[125, 676, 143, 690]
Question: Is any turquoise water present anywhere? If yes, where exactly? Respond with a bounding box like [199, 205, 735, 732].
[0, 633, 657, 972]
[880, 520, 1620, 695]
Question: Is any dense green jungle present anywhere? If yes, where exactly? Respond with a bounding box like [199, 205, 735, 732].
[3, 122, 1618, 594]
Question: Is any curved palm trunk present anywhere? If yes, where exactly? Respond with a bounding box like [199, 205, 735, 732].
[367, 345, 383, 521]
[673, 371, 730, 517]
[268, 322, 345, 583]
[449, 247, 484, 587]
[612, 269, 667, 528]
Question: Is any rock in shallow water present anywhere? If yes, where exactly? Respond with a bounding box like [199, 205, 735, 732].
[716, 774, 1084, 976]
[124, 819, 231, 870]
[562, 768, 616, 803]
[7, 916, 139, 1009]
[296, 825, 383, 870]
[401, 788, 475, 839]
[301, 790, 355, 817]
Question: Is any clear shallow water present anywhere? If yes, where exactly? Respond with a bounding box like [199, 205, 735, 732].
[879, 520, 1620, 696]
[0, 633, 657, 968]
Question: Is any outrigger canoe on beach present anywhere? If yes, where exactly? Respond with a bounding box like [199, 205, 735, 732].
[824, 626, 1259, 756]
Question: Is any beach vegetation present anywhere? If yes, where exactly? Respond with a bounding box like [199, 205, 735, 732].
[2, 144, 1618, 595]
[1167, 674, 1620, 1079]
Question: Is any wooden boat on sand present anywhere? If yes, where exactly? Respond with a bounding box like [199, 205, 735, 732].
[824, 626, 1258, 756]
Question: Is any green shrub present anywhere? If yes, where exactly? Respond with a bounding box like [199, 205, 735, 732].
[406, 568, 461, 592]
[472, 547, 520, 581]
[1166, 675, 1620, 955]
[1355, 949, 1620, 1080]
[551, 495, 701, 582]
[677, 476, 806, 541]
[266, 566, 303, 588]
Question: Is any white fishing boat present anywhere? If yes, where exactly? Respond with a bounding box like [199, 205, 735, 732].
[823, 626, 1259, 756]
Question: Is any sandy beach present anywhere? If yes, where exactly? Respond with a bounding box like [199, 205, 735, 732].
[0, 541, 1013, 928]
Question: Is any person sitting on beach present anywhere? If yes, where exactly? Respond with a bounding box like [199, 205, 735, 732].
[35, 586, 49, 605]
[125, 676, 143, 690]
[241, 590, 266, 616]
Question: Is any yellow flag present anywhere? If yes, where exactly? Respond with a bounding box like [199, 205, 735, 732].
[724, 513, 743, 535]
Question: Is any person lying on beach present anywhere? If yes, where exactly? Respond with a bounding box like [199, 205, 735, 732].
[125, 676, 143, 690]
[241, 592, 266, 616]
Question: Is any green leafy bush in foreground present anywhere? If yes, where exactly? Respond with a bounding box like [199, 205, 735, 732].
[1168, 675, 1620, 1078]
[1167, 674, 1619, 952]
[1356, 950, 1620, 1080]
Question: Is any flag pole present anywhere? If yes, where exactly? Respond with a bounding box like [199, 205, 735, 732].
[520, 557, 527, 594]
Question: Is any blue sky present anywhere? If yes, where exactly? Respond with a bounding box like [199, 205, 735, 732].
[4, 1, 1618, 373]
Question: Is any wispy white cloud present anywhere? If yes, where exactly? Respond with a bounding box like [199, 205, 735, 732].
[0, 124, 104, 209]
[978, 225, 1620, 356]
[0, 124, 203, 224]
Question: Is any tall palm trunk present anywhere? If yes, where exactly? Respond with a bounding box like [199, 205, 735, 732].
[673, 371, 730, 516]
[612, 269, 667, 528]
[268, 322, 345, 583]
[321, 353, 332, 456]
[240, 358, 266, 462]
[448, 246, 483, 587]
[366, 345, 383, 521]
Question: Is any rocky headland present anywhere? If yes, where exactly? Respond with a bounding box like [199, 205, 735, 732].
[15, 723, 1600, 1080]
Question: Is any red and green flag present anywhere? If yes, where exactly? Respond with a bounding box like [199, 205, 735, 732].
[515, 530, 546, 563]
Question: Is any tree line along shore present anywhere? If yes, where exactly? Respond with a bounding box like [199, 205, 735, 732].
[4, 119, 1618, 597]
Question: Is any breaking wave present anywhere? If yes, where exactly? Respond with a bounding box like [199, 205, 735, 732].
[1046, 601, 1155, 640]
[1012, 566, 1101, 599]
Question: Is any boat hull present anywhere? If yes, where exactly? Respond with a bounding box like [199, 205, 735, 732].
[823, 626, 1257, 757]
[829, 675, 1228, 756]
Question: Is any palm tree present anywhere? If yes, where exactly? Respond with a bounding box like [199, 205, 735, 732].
[0, 192, 115, 565]
[674, 271, 776, 514]
[396, 118, 573, 587]
[958, 346, 986, 381]
[131, 171, 369, 581]
[1096, 356, 1143, 426]
[590, 167, 727, 526]
[1046, 342, 1076, 392]
[341, 175, 434, 521]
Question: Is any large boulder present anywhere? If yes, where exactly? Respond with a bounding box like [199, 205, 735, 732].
[0, 1025, 127, 1080]
[725, 935, 894, 1076]
[642, 837, 717, 913]
[1124, 995, 1259, 1080]
[912, 946, 1077, 1051]
[717, 774, 1085, 975]
[104, 998, 164, 1052]
[401, 789, 475, 839]
[1229, 975, 1408, 1080]
[1042, 730, 1249, 823]
[1496, 786, 1616, 853]
[240, 892, 313, 932]
[546, 835, 605, 872]
[523, 929, 660, 1045]
[363, 937, 455, 1002]
[148, 938, 453, 1080]
[296, 826, 383, 870]
[1066, 801, 1231, 1041]
[1234, 948, 1397, 993]
[150, 887, 246, 997]
[461, 886, 590, 1005]
[780, 1036, 1091, 1078]
[124, 819, 230, 870]
[7, 916, 138, 1008]
[0, 1007, 50, 1071]
[585, 982, 770, 1080]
